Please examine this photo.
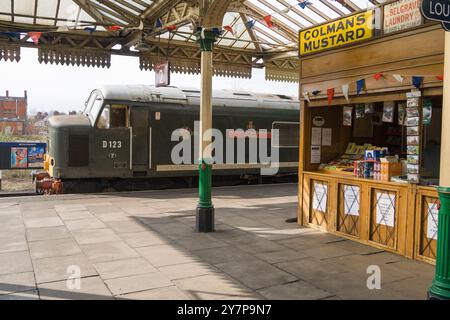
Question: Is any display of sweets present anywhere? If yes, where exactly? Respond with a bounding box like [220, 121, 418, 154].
[354, 160, 383, 180]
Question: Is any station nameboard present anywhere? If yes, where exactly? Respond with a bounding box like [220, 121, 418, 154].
[0, 142, 46, 170]
[384, 0, 423, 34]
[421, 0, 450, 31]
[299, 11, 374, 55]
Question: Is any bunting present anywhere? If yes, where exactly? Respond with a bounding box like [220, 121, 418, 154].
[28, 32, 42, 45]
[412, 76, 423, 89]
[356, 79, 366, 95]
[342, 84, 349, 102]
[264, 16, 274, 28]
[327, 88, 335, 106]
[302, 73, 445, 103]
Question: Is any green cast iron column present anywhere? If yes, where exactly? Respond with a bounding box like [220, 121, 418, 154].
[194, 29, 218, 232]
[428, 31, 450, 300]
[429, 188, 450, 299]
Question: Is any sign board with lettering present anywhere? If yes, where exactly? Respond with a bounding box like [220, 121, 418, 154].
[299, 11, 375, 55]
[0, 142, 46, 170]
[421, 0, 450, 31]
[384, 0, 423, 34]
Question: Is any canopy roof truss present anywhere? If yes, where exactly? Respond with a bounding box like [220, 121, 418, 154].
[0, 0, 385, 82]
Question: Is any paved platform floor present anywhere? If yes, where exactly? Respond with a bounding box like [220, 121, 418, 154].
[0, 183, 434, 300]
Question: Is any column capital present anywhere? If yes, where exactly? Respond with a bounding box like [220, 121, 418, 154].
[195, 29, 219, 52]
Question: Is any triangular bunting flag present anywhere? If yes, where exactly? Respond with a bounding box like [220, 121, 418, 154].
[264, 15, 274, 28]
[374, 73, 383, 80]
[393, 74, 404, 83]
[223, 25, 234, 35]
[436, 75, 444, 81]
[107, 25, 121, 31]
[28, 32, 42, 45]
[356, 79, 366, 95]
[155, 18, 163, 28]
[166, 25, 177, 31]
[299, 1, 311, 9]
[312, 90, 320, 96]
[412, 76, 423, 89]
[303, 92, 310, 103]
[342, 84, 349, 102]
[245, 20, 256, 29]
[327, 88, 335, 106]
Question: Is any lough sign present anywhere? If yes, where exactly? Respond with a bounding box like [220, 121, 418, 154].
[299, 11, 374, 55]
[421, 0, 450, 31]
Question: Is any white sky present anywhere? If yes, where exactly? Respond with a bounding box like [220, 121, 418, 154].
[0, 47, 298, 114]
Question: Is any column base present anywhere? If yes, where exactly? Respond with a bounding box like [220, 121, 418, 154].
[428, 282, 450, 300]
[196, 206, 215, 232]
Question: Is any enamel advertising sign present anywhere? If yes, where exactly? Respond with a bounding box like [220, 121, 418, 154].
[384, 0, 423, 34]
[299, 11, 374, 55]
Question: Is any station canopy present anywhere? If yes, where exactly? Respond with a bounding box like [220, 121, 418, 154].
[0, 0, 384, 82]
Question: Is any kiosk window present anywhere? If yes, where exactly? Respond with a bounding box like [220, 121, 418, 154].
[272, 122, 299, 148]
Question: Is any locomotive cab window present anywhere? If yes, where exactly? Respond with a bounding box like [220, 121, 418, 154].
[96, 105, 129, 129]
[272, 122, 299, 148]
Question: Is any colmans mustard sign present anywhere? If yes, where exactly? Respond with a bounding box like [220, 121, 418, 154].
[299, 11, 374, 55]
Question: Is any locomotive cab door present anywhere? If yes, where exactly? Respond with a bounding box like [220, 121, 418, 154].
[130, 107, 149, 173]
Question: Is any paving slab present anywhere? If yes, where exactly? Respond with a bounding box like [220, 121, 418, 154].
[258, 280, 331, 300]
[104, 272, 172, 296]
[71, 228, 121, 245]
[64, 217, 107, 231]
[0, 272, 36, 295]
[118, 231, 169, 248]
[26, 226, 71, 242]
[29, 238, 82, 260]
[119, 285, 190, 300]
[173, 274, 262, 300]
[38, 276, 113, 300]
[215, 258, 297, 290]
[80, 241, 139, 263]
[33, 254, 98, 284]
[137, 244, 200, 267]
[0, 251, 33, 276]
[57, 210, 94, 221]
[94, 257, 157, 280]
[23, 216, 64, 229]
[158, 261, 218, 281]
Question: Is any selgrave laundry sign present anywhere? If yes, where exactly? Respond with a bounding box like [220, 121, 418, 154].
[384, 0, 423, 34]
[421, 0, 450, 31]
[299, 11, 374, 55]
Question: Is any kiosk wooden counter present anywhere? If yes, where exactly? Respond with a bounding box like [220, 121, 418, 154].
[297, 0, 443, 264]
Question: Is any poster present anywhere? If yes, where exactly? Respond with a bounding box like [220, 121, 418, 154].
[311, 146, 321, 164]
[10, 148, 28, 169]
[312, 182, 327, 213]
[344, 185, 360, 216]
[343, 106, 353, 126]
[427, 202, 439, 240]
[27, 145, 45, 168]
[311, 127, 322, 145]
[322, 128, 332, 146]
[155, 61, 170, 87]
[376, 192, 396, 227]
[382, 102, 395, 123]
[423, 99, 432, 125]
[384, 0, 422, 34]
[407, 136, 420, 146]
[356, 104, 365, 119]
[365, 103, 375, 114]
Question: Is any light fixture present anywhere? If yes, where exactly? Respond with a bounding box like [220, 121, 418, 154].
[135, 33, 150, 52]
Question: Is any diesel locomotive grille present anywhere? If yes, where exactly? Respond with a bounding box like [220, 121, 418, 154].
[68, 134, 89, 167]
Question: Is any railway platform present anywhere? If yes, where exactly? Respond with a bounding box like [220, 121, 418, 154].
[0, 183, 433, 300]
